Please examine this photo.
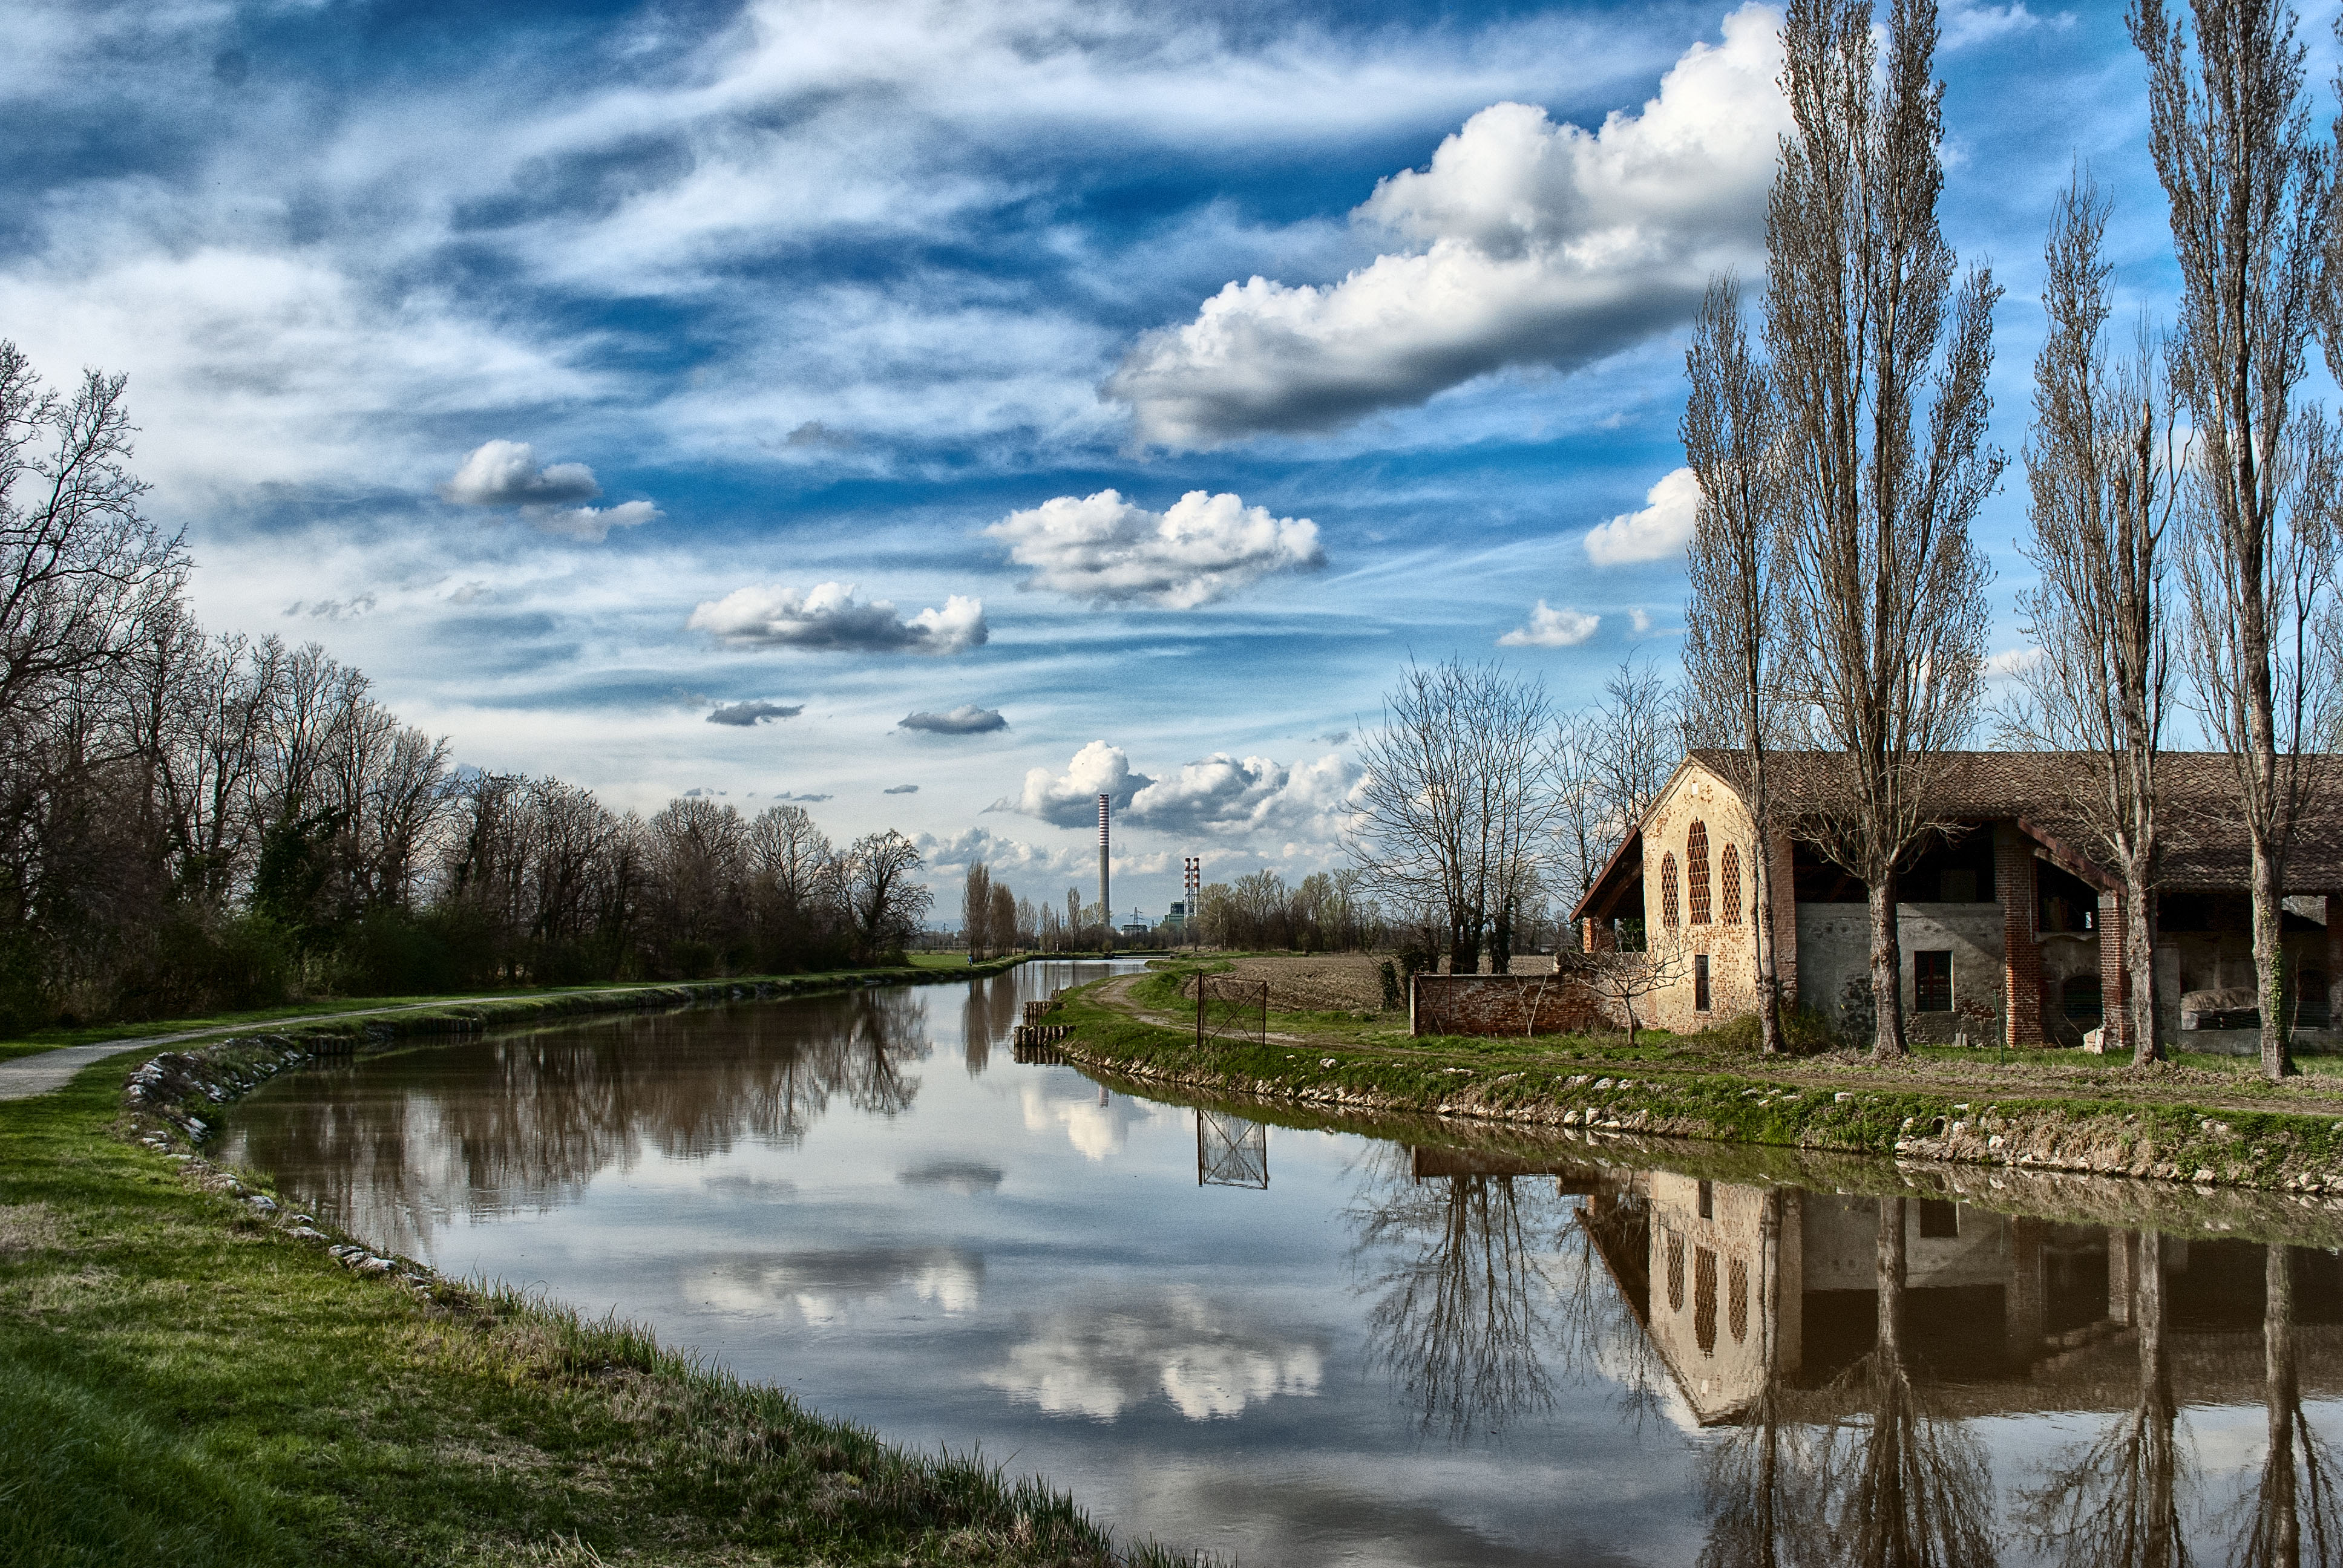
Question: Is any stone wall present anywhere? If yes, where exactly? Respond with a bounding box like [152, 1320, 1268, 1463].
[1410, 965, 1619, 1037]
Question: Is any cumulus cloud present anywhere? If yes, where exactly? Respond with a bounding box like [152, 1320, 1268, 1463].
[441, 439, 601, 506]
[997, 741, 1153, 828]
[999, 743, 1362, 838]
[1105, 7, 1787, 448]
[913, 826, 1098, 881]
[1584, 466, 1701, 565]
[1498, 601, 1600, 648]
[438, 440, 663, 540]
[706, 699, 803, 727]
[1629, 609, 1653, 634]
[884, 784, 920, 794]
[688, 582, 988, 655]
[987, 489, 1323, 607]
[899, 705, 1009, 734]
[530, 499, 663, 540]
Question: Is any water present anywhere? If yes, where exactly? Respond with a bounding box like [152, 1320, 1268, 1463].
[220, 961, 2343, 1565]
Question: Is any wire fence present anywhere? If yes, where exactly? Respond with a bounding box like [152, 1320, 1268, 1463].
[1191, 975, 1269, 1050]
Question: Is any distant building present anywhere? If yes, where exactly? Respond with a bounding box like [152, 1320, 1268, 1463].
[1168, 900, 1187, 938]
[1570, 750, 2343, 1053]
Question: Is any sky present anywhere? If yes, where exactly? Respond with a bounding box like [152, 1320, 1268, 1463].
[6, 0, 2328, 916]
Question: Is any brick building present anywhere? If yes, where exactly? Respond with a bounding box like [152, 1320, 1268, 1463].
[1567, 750, 2343, 1052]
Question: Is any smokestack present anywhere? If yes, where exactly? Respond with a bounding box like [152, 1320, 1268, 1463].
[1097, 794, 1112, 949]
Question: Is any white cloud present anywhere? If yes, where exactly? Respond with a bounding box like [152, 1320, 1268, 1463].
[914, 826, 1093, 881]
[998, 742, 1360, 840]
[1105, 5, 1787, 448]
[530, 500, 663, 540]
[987, 489, 1323, 608]
[441, 439, 601, 506]
[707, 699, 802, 726]
[899, 704, 1009, 734]
[1584, 465, 1700, 565]
[1498, 601, 1600, 648]
[1985, 646, 2043, 676]
[997, 741, 1153, 828]
[687, 582, 988, 655]
[1628, 608, 1653, 634]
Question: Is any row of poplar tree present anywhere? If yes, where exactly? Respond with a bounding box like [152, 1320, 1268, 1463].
[0, 347, 932, 1029]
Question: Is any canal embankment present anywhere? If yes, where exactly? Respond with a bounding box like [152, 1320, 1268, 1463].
[0, 956, 1193, 1568]
[1053, 962, 2343, 1204]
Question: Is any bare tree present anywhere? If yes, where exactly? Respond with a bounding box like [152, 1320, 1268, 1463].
[2137, 0, 2339, 1080]
[1683, 275, 1794, 1054]
[2006, 177, 2180, 1067]
[961, 861, 992, 959]
[842, 831, 931, 961]
[1767, 0, 2002, 1057]
[1353, 658, 1557, 975]
[988, 880, 1016, 956]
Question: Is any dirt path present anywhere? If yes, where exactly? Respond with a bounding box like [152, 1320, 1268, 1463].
[0, 984, 698, 1102]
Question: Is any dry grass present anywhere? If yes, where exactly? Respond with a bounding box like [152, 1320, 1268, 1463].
[0, 1201, 62, 1255]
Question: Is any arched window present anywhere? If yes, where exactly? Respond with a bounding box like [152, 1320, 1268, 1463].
[1660, 852, 1680, 929]
[1666, 1232, 1685, 1312]
[1687, 822, 1712, 924]
[1728, 1257, 1749, 1344]
[1719, 843, 1743, 926]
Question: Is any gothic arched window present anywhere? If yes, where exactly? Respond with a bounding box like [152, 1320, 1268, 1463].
[1719, 843, 1742, 926]
[1688, 822, 1712, 924]
[1660, 853, 1681, 929]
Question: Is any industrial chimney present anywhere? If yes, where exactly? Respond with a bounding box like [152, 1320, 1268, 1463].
[1096, 793, 1112, 952]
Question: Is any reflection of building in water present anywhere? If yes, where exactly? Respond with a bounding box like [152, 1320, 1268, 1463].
[1198, 1110, 1268, 1188]
[1580, 1169, 2343, 1424]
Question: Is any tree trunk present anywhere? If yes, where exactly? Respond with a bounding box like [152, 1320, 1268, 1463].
[2253, 832, 2293, 1079]
[1755, 825, 1783, 1056]
[2128, 861, 2161, 1066]
[1490, 902, 1513, 975]
[2139, 1230, 2180, 1568]
[1869, 874, 1905, 1057]
[2265, 1242, 2300, 1566]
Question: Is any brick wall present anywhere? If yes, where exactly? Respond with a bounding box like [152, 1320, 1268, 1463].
[1412, 963, 1620, 1037]
[1997, 825, 2044, 1047]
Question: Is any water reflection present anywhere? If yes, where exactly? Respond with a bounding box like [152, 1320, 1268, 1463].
[217, 972, 2343, 1567]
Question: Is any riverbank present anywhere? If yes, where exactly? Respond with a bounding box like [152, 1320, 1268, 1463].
[1053, 961, 2343, 1201]
[0, 956, 1188, 1568]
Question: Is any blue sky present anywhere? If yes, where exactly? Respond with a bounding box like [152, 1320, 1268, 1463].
[5, 0, 2316, 913]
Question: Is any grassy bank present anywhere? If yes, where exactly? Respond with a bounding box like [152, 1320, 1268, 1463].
[1, 954, 1187, 1568]
[1054, 961, 2343, 1201]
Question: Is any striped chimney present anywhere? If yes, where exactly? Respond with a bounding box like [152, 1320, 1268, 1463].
[1097, 794, 1112, 947]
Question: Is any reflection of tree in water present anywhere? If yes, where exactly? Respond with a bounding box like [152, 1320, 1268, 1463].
[1698, 1190, 1818, 1568]
[960, 973, 1021, 1075]
[2226, 1244, 2343, 1568]
[1349, 1145, 1572, 1439]
[1806, 1197, 1996, 1568]
[229, 988, 932, 1259]
[2022, 1229, 2190, 1568]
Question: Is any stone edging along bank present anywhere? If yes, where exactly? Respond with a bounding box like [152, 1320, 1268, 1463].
[111, 961, 1032, 1289]
[1045, 988, 2343, 1210]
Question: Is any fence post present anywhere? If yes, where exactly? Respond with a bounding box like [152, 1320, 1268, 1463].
[1196, 973, 1206, 1050]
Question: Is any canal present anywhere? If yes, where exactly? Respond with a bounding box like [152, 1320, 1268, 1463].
[220, 960, 2343, 1565]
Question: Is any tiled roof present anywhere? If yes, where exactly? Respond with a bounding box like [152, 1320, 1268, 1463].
[1685, 748, 2343, 890]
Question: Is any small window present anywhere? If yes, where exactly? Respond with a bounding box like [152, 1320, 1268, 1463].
[1719, 844, 1743, 925]
[1688, 822, 1712, 924]
[1694, 1247, 1719, 1356]
[1666, 1232, 1685, 1312]
[1915, 950, 1953, 1012]
[1694, 953, 1712, 1012]
[1697, 1179, 1714, 1220]
[1660, 853, 1680, 929]
[1918, 1200, 1960, 1238]
[1728, 1256, 1749, 1343]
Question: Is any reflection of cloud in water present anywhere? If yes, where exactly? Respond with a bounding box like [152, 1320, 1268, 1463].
[1017, 1080, 1159, 1161]
[984, 1288, 1323, 1420]
[701, 1172, 799, 1201]
[694, 1246, 984, 1323]
[897, 1159, 1005, 1194]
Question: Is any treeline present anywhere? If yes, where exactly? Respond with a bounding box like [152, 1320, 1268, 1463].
[0, 346, 931, 1031]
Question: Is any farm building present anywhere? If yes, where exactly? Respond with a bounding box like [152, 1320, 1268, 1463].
[1567, 751, 2343, 1053]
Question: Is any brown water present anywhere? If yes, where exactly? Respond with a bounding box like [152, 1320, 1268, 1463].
[220, 961, 2343, 1566]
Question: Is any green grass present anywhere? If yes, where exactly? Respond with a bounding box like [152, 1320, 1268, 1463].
[0, 1006, 1188, 1568]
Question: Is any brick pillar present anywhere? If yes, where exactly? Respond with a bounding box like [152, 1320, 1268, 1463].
[2099, 887, 2129, 1051]
[2005, 1215, 2046, 1371]
[1582, 916, 1617, 952]
[1998, 825, 2044, 1047]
